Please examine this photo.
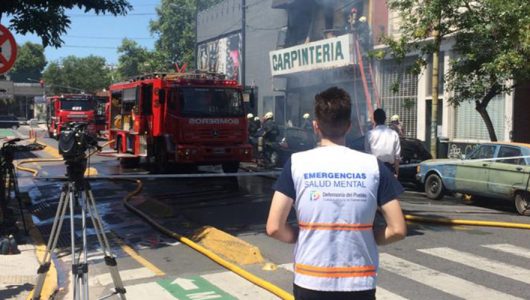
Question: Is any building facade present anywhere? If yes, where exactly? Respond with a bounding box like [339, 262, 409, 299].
[197, 0, 529, 155]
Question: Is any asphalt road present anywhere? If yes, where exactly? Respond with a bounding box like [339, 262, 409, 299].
[18, 131, 530, 300]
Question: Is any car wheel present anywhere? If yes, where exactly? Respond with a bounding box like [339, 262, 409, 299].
[424, 173, 445, 200]
[514, 193, 530, 216]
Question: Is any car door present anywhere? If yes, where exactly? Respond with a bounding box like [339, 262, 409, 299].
[486, 145, 528, 200]
[456, 144, 497, 195]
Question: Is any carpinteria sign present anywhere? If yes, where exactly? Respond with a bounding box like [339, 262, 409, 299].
[269, 34, 355, 76]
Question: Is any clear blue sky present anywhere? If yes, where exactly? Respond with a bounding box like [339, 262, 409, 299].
[7, 0, 160, 65]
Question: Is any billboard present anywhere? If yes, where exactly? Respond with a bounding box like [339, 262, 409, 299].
[197, 32, 242, 82]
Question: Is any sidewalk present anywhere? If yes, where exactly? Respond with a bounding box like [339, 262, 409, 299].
[0, 126, 59, 300]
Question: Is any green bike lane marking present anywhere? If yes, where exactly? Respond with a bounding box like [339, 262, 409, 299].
[157, 276, 236, 300]
[0, 129, 16, 138]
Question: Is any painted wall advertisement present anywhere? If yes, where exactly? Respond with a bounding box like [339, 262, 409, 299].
[269, 34, 355, 76]
[197, 33, 242, 82]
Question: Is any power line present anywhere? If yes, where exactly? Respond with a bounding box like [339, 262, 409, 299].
[68, 12, 156, 17]
[60, 45, 118, 49]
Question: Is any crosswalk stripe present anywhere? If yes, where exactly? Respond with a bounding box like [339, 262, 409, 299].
[201, 271, 280, 299]
[90, 267, 156, 286]
[122, 282, 175, 300]
[482, 244, 530, 260]
[418, 247, 530, 285]
[278, 263, 408, 300]
[379, 253, 522, 300]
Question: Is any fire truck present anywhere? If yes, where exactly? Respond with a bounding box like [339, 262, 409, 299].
[108, 72, 252, 172]
[46, 94, 97, 138]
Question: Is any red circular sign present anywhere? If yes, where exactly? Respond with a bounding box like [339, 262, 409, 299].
[0, 25, 17, 74]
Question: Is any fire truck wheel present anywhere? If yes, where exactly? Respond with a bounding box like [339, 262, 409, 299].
[222, 162, 240, 173]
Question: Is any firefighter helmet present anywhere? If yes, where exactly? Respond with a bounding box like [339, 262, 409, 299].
[391, 114, 400, 122]
[303, 113, 310, 119]
[264, 112, 274, 120]
[247, 113, 254, 119]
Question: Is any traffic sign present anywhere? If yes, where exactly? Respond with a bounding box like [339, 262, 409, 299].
[0, 24, 17, 74]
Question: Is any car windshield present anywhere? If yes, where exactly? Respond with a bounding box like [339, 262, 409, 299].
[179, 87, 244, 117]
[60, 100, 93, 111]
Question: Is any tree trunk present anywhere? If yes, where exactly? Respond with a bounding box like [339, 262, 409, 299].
[475, 85, 500, 142]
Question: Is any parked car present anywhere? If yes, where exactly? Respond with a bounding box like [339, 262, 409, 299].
[0, 115, 19, 128]
[347, 135, 432, 183]
[416, 142, 530, 215]
[263, 126, 317, 167]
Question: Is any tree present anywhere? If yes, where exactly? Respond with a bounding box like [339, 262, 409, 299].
[42, 55, 112, 94]
[0, 0, 131, 48]
[115, 39, 172, 81]
[383, 0, 530, 144]
[149, 0, 223, 68]
[8, 42, 47, 82]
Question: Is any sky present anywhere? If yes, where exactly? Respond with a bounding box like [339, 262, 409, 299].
[7, 0, 161, 66]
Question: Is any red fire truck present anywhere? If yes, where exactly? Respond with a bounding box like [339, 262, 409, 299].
[46, 94, 97, 138]
[108, 72, 252, 172]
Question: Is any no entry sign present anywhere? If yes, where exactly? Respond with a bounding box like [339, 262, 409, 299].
[0, 24, 17, 74]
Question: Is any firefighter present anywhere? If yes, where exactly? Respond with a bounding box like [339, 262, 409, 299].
[258, 112, 279, 166]
[389, 114, 404, 137]
[302, 113, 313, 131]
[247, 113, 259, 137]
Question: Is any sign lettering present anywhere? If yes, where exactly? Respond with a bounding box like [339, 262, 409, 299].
[270, 34, 354, 76]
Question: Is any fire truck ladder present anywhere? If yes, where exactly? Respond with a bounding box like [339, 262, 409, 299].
[352, 32, 382, 134]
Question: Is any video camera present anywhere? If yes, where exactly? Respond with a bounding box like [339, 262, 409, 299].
[58, 122, 100, 161]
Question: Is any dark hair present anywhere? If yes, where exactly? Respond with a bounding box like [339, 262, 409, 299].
[374, 108, 386, 125]
[314, 87, 351, 139]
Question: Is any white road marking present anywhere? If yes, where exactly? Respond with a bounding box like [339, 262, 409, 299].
[418, 247, 530, 285]
[90, 267, 156, 286]
[277, 263, 408, 300]
[201, 271, 280, 299]
[121, 282, 175, 300]
[482, 244, 530, 260]
[172, 277, 199, 290]
[380, 253, 522, 300]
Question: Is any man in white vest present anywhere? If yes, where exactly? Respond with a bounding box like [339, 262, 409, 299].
[267, 87, 406, 300]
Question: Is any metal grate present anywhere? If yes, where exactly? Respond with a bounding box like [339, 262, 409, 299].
[453, 95, 506, 141]
[378, 58, 419, 138]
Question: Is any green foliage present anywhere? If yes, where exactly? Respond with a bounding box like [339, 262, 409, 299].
[115, 39, 172, 81]
[8, 42, 46, 82]
[42, 55, 111, 94]
[0, 1, 132, 47]
[383, 0, 530, 140]
[149, 0, 223, 68]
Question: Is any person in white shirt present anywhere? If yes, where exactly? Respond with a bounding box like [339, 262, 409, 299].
[364, 109, 401, 176]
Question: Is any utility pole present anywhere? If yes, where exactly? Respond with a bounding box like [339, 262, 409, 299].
[241, 0, 246, 87]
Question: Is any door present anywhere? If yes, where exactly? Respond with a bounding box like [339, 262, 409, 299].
[456, 144, 497, 195]
[487, 146, 527, 199]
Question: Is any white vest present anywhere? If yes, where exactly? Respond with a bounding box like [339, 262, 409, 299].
[290, 146, 380, 291]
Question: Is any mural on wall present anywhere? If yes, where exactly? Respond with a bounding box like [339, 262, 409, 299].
[447, 142, 480, 159]
[198, 33, 241, 82]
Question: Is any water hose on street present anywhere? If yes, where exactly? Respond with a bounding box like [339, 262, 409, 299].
[404, 214, 530, 229]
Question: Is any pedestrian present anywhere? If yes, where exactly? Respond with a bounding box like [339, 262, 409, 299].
[267, 87, 406, 300]
[301, 113, 313, 131]
[365, 109, 401, 176]
[389, 114, 404, 137]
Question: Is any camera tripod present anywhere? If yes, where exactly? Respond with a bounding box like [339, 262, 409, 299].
[0, 139, 28, 234]
[33, 157, 126, 300]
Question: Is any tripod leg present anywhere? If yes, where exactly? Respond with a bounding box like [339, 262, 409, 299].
[79, 191, 89, 300]
[11, 168, 28, 234]
[85, 188, 127, 300]
[33, 185, 70, 300]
